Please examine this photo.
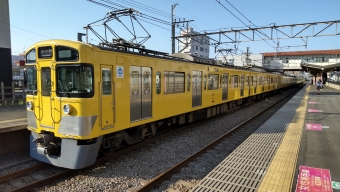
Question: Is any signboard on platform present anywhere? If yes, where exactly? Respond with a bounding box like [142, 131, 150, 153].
[306, 123, 322, 131]
[308, 109, 323, 113]
[296, 166, 332, 192]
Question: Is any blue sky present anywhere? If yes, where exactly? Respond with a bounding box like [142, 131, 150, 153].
[8, 0, 340, 57]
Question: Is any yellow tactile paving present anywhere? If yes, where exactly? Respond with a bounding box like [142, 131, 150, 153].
[258, 86, 309, 192]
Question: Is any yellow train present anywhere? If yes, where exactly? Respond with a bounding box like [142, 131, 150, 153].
[25, 39, 303, 169]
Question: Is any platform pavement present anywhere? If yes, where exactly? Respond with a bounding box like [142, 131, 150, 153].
[292, 84, 340, 191]
[191, 84, 340, 191]
[0, 105, 27, 133]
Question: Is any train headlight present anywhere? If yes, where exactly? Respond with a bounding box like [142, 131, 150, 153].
[63, 104, 72, 115]
[26, 101, 33, 110]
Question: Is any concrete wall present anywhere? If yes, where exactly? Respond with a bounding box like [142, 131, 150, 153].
[326, 82, 340, 91]
[0, 129, 30, 155]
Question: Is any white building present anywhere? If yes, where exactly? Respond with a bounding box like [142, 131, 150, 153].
[217, 53, 263, 67]
[178, 28, 210, 58]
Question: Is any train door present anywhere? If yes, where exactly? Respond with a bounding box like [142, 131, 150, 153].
[101, 65, 115, 129]
[275, 76, 278, 89]
[130, 66, 152, 122]
[222, 73, 228, 100]
[240, 74, 244, 97]
[40, 67, 54, 129]
[262, 76, 265, 92]
[254, 75, 257, 94]
[192, 70, 202, 107]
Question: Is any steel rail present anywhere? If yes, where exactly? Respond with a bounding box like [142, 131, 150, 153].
[0, 163, 49, 183]
[136, 85, 304, 192]
[8, 116, 204, 192]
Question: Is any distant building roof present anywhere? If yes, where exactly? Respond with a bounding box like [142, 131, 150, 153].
[262, 49, 340, 57]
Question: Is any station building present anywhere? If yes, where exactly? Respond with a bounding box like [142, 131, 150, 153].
[216, 49, 340, 81]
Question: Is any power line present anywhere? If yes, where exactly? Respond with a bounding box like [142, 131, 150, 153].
[0, 20, 52, 39]
[215, 0, 278, 52]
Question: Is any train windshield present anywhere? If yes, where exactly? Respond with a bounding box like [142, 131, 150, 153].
[26, 66, 37, 95]
[56, 65, 94, 98]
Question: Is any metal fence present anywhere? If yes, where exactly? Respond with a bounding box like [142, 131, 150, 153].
[0, 81, 26, 107]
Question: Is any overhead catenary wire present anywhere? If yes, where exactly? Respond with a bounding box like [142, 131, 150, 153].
[87, 0, 247, 56]
[215, 0, 279, 51]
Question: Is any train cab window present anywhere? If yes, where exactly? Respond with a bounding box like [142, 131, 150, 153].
[208, 74, 219, 90]
[38, 46, 52, 59]
[26, 49, 36, 63]
[56, 65, 94, 98]
[156, 72, 161, 94]
[41, 68, 51, 96]
[26, 66, 37, 95]
[187, 73, 190, 91]
[56, 46, 79, 62]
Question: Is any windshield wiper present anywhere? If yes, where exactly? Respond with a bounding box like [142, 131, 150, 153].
[58, 81, 69, 97]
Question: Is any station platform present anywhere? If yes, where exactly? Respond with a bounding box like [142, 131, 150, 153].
[192, 84, 340, 191]
[0, 105, 27, 133]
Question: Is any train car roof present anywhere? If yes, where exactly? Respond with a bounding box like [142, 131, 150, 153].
[25, 40, 291, 76]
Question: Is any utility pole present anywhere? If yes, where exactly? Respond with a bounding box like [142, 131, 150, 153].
[171, 4, 178, 54]
[245, 47, 251, 66]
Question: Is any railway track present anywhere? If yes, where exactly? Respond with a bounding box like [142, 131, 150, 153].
[134, 85, 304, 192]
[0, 84, 304, 191]
[0, 116, 207, 191]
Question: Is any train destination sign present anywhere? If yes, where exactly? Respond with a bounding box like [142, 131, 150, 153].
[296, 166, 332, 192]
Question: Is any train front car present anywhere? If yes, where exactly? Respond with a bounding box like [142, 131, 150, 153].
[25, 40, 102, 169]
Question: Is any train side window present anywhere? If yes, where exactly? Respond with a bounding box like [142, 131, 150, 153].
[246, 76, 249, 86]
[232, 75, 239, 87]
[156, 72, 161, 94]
[175, 72, 185, 93]
[187, 73, 190, 91]
[164, 71, 184, 94]
[41, 68, 51, 96]
[208, 74, 219, 90]
[250, 76, 254, 86]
